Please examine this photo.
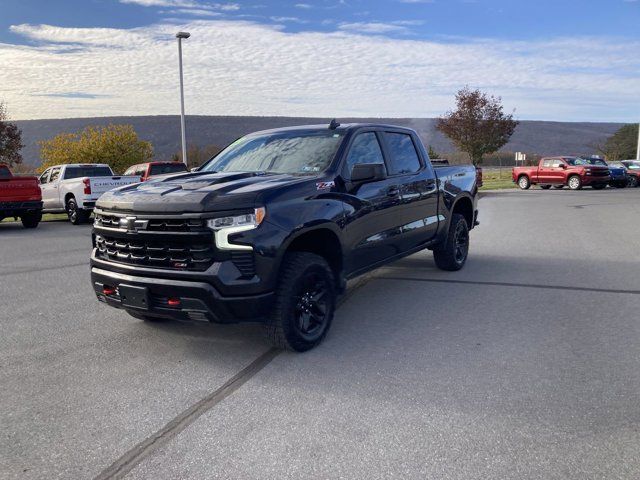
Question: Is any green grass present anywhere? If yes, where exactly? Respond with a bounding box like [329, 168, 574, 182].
[480, 168, 517, 191]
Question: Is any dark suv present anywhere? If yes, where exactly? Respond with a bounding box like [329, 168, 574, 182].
[90, 123, 479, 351]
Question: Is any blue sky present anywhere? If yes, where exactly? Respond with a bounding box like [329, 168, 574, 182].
[1, 0, 639, 121]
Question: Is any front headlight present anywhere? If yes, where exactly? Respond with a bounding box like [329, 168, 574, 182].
[207, 207, 266, 251]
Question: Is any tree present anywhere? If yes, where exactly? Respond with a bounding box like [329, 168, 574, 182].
[427, 145, 440, 159]
[437, 87, 519, 166]
[39, 124, 153, 173]
[594, 124, 638, 161]
[0, 102, 24, 168]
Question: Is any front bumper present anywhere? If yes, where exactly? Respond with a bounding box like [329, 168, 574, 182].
[91, 266, 274, 323]
[581, 175, 610, 185]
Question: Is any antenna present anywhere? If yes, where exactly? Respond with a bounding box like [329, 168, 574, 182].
[328, 119, 340, 130]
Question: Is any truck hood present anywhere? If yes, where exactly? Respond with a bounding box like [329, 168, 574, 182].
[96, 171, 310, 213]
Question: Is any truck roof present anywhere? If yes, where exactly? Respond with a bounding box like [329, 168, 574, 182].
[249, 123, 418, 136]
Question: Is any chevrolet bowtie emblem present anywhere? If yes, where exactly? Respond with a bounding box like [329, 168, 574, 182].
[119, 216, 148, 232]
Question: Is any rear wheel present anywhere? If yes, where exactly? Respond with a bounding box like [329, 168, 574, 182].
[540, 185, 552, 190]
[518, 176, 530, 190]
[568, 175, 582, 190]
[21, 211, 42, 229]
[433, 214, 469, 272]
[266, 252, 336, 352]
[66, 197, 89, 225]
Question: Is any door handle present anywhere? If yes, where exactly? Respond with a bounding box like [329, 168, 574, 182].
[387, 187, 400, 197]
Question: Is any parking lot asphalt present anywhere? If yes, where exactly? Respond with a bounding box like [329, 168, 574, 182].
[2, 188, 640, 479]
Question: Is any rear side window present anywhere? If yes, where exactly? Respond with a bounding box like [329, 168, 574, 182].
[384, 133, 421, 175]
[149, 163, 188, 176]
[0, 165, 10, 178]
[64, 166, 113, 179]
[345, 132, 385, 172]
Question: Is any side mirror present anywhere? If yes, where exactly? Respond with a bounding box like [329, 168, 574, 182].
[560, 164, 567, 169]
[350, 163, 386, 183]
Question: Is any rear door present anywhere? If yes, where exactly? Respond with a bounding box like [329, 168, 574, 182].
[342, 130, 404, 273]
[380, 130, 439, 250]
[537, 159, 555, 184]
[41, 167, 62, 209]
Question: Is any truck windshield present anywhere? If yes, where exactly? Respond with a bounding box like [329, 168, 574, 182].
[0, 166, 10, 178]
[64, 166, 113, 179]
[582, 158, 607, 166]
[149, 163, 188, 176]
[200, 132, 344, 175]
[565, 158, 587, 166]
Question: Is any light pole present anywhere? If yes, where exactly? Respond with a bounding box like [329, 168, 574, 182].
[176, 31, 190, 167]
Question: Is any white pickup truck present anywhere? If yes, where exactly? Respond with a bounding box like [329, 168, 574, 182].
[38, 164, 139, 224]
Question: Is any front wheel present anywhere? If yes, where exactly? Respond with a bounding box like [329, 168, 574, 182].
[518, 176, 530, 190]
[266, 252, 336, 352]
[66, 197, 89, 225]
[433, 214, 469, 271]
[21, 211, 42, 229]
[629, 176, 639, 188]
[568, 175, 582, 190]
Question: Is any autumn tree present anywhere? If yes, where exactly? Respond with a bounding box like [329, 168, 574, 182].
[0, 102, 24, 168]
[39, 124, 153, 173]
[437, 87, 519, 166]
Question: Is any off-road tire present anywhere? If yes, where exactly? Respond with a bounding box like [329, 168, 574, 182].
[433, 213, 469, 272]
[568, 175, 582, 190]
[21, 211, 42, 229]
[66, 197, 90, 225]
[265, 252, 336, 352]
[518, 175, 531, 190]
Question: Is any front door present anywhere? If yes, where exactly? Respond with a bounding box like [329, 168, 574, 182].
[342, 131, 404, 274]
[39, 168, 60, 210]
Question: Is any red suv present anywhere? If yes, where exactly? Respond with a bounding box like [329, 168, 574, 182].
[123, 161, 188, 182]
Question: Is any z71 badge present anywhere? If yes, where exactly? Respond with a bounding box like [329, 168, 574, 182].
[316, 181, 335, 190]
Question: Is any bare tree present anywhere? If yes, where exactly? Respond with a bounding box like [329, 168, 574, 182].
[0, 102, 24, 167]
[437, 87, 518, 166]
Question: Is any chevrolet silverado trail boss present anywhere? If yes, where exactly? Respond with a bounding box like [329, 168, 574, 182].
[90, 122, 479, 351]
[0, 163, 42, 228]
[39, 164, 139, 224]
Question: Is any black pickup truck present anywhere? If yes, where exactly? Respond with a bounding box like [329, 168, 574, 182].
[90, 122, 479, 351]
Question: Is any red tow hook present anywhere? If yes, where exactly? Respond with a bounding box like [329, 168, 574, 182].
[103, 286, 117, 296]
[167, 298, 181, 307]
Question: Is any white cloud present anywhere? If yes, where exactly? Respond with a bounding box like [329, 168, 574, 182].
[167, 8, 222, 16]
[269, 16, 308, 24]
[120, 0, 239, 10]
[2, 20, 639, 122]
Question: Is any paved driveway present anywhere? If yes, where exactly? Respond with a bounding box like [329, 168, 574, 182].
[2, 188, 639, 479]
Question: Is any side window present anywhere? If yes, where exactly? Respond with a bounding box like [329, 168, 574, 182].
[39, 169, 51, 184]
[384, 132, 422, 175]
[345, 132, 385, 173]
[49, 167, 61, 182]
[551, 159, 564, 168]
[124, 166, 135, 176]
[542, 160, 552, 167]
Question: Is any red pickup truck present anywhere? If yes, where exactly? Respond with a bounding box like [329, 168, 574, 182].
[513, 156, 610, 190]
[0, 163, 43, 228]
